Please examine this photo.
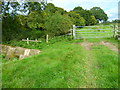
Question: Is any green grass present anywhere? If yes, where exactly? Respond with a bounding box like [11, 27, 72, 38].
[91, 45, 118, 88]
[2, 24, 118, 88]
[86, 38, 118, 45]
[2, 36, 118, 88]
[2, 40, 86, 88]
[2, 36, 73, 50]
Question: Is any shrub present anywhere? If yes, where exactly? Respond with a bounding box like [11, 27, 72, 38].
[45, 14, 73, 37]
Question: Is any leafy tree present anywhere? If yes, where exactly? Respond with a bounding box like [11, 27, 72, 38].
[2, 1, 107, 42]
[42, 3, 57, 20]
[44, 3, 56, 14]
[73, 6, 84, 12]
[2, 2, 26, 16]
[27, 11, 45, 30]
[2, 2, 11, 16]
[23, 2, 45, 14]
[73, 7, 97, 25]
[17, 15, 28, 28]
[73, 6, 85, 18]
[90, 7, 108, 22]
[2, 1, 46, 41]
[45, 14, 73, 36]
[2, 14, 23, 41]
[90, 15, 97, 25]
[67, 11, 85, 26]
[82, 10, 92, 25]
[2, 2, 23, 41]
[55, 7, 66, 15]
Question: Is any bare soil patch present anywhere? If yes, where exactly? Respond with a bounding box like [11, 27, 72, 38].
[100, 41, 118, 52]
[75, 42, 94, 50]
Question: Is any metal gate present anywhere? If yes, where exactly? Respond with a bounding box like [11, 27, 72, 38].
[72, 25, 117, 39]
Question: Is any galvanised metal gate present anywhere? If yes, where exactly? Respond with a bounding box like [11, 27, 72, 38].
[72, 25, 117, 39]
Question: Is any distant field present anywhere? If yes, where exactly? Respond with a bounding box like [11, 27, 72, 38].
[2, 35, 118, 88]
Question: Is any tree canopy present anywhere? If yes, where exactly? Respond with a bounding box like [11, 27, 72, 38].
[72, 6, 98, 25]
[2, 1, 108, 42]
[45, 14, 72, 36]
[67, 11, 85, 26]
[90, 7, 108, 22]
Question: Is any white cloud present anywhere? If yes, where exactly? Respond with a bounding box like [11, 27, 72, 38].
[105, 7, 118, 21]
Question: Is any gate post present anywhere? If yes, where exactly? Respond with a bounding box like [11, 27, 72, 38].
[73, 25, 76, 39]
[46, 34, 49, 43]
[113, 25, 116, 38]
[27, 38, 29, 45]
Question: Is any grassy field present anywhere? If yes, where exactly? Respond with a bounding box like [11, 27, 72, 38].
[2, 36, 118, 88]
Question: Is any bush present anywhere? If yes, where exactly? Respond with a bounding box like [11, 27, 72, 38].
[2, 28, 45, 42]
[23, 30, 45, 40]
[45, 14, 73, 37]
[2, 14, 46, 42]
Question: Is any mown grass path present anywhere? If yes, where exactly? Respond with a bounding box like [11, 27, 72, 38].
[86, 39, 118, 88]
[79, 39, 118, 88]
[80, 41, 96, 88]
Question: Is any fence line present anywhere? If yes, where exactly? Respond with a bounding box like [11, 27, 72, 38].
[76, 25, 113, 28]
[72, 25, 118, 39]
[22, 38, 41, 44]
[76, 29, 113, 31]
[75, 32, 112, 33]
[76, 36, 113, 39]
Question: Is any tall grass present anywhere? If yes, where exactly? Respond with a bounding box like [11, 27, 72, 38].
[2, 40, 86, 88]
[91, 45, 118, 88]
[2, 36, 118, 88]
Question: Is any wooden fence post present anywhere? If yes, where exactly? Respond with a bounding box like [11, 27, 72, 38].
[27, 38, 29, 45]
[113, 25, 116, 38]
[73, 25, 76, 39]
[46, 34, 48, 43]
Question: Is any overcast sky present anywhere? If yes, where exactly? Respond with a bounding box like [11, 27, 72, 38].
[48, 0, 119, 21]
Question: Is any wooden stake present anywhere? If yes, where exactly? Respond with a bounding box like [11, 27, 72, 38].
[46, 34, 48, 43]
[73, 25, 76, 39]
[27, 38, 29, 45]
[113, 25, 116, 38]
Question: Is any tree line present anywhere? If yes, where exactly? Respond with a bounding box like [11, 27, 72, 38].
[2, 2, 108, 42]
